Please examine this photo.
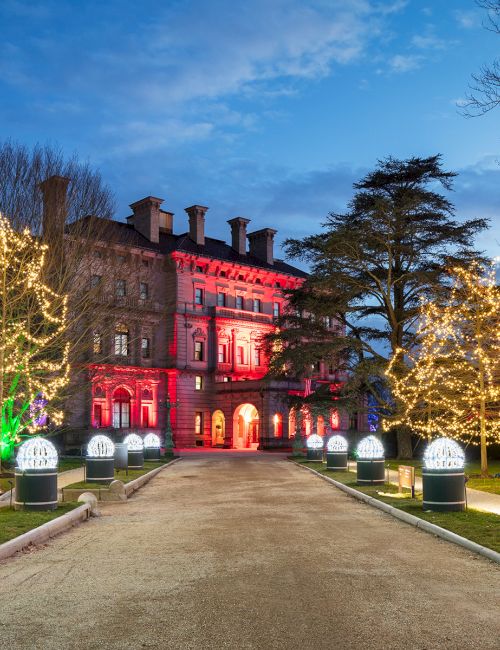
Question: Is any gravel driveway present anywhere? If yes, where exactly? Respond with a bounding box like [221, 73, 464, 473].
[0, 453, 498, 650]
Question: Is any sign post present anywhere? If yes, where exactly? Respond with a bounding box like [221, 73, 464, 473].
[398, 465, 415, 498]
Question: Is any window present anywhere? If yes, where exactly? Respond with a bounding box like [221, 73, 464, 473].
[253, 348, 261, 366]
[114, 324, 129, 356]
[141, 337, 150, 359]
[139, 282, 149, 300]
[238, 274, 245, 281]
[253, 298, 261, 313]
[217, 292, 226, 307]
[237, 346, 245, 365]
[324, 316, 332, 328]
[112, 388, 130, 428]
[93, 331, 102, 354]
[223, 376, 232, 382]
[220, 270, 226, 278]
[218, 344, 227, 363]
[195, 412, 203, 435]
[93, 404, 102, 428]
[273, 302, 280, 318]
[142, 259, 150, 267]
[194, 340, 204, 361]
[195, 265, 204, 273]
[117, 255, 126, 264]
[195, 375, 203, 390]
[94, 250, 102, 259]
[255, 278, 262, 285]
[116, 279, 126, 297]
[236, 295, 244, 310]
[195, 287, 204, 305]
[91, 274, 102, 288]
[328, 363, 335, 375]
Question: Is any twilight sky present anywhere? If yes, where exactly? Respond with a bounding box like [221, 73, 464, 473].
[1, 0, 499, 263]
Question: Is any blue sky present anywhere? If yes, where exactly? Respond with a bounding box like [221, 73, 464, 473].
[1, 0, 499, 262]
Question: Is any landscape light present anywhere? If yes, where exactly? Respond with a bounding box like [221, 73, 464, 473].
[87, 434, 115, 458]
[143, 433, 161, 449]
[16, 437, 58, 470]
[327, 434, 348, 453]
[423, 437, 465, 470]
[357, 435, 384, 459]
[306, 434, 324, 450]
[123, 433, 144, 451]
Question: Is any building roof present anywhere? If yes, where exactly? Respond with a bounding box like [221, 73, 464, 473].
[73, 216, 308, 279]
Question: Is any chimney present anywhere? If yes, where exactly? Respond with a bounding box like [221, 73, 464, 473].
[128, 196, 163, 243]
[227, 217, 250, 255]
[185, 205, 208, 246]
[247, 228, 277, 265]
[40, 175, 70, 245]
[159, 210, 174, 234]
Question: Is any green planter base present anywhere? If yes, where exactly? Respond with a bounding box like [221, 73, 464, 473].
[144, 447, 161, 461]
[326, 452, 348, 470]
[422, 467, 466, 512]
[306, 449, 323, 462]
[128, 450, 144, 469]
[15, 469, 58, 511]
[86, 457, 114, 483]
[357, 459, 385, 485]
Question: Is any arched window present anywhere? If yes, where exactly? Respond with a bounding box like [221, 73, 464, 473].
[113, 387, 131, 428]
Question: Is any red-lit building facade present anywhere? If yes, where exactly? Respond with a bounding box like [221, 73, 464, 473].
[66, 194, 352, 448]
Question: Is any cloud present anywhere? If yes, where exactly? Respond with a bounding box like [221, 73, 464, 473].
[387, 54, 422, 73]
[454, 10, 478, 30]
[411, 33, 450, 50]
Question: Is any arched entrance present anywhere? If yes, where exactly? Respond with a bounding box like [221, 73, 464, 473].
[233, 403, 259, 449]
[212, 410, 225, 446]
[112, 387, 131, 429]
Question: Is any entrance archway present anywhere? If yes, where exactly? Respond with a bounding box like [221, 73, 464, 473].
[112, 387, 131, 429]
[212, 410, 225, 446]
[233, 403, 259, 449]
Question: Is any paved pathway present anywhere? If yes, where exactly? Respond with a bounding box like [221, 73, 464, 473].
[0, 453, 498, 649]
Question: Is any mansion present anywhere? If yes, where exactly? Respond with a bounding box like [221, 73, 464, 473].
[41, 176, 356, 449]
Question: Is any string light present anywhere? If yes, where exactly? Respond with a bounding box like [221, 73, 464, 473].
[0, 214, 70, 460]
[357, 435, 384, 459]
[87, 434, 115, 458]
[327, 434, 348, 452]
[123, 433, 144, 451]
[16, 437, 58, 470]
[383, 264, 499, 472]
[423, 437, 465, 470]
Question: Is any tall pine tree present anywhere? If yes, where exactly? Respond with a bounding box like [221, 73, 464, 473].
[266, 155, 488, 458]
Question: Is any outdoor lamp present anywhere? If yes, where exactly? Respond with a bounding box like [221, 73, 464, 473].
[326, 434, 348, 471]
[306, 433, 324, 461]
[356, 435, 385, 485]
[422, 437, 466, 512]
[15, 437, 58, 510]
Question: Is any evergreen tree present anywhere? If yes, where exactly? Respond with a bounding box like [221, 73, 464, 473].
[266, 155, 488, 458]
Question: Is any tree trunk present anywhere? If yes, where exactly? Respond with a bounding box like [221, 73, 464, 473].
[396, 427, 413, 459]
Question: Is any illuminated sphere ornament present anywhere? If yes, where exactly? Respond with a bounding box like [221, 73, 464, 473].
[356, 435, 384, 460]
[423, 437, 465, 470]
[144, 433, 161, 449]
[356, 435, 385, 485]
[16, 437, 58, 470]
[306, 433, 324, 461]
[327, 435, 348, 453]
[87, 435, 115, 458]
[124, 433, 145, 469]
[15, 437, 58, 511]
[422, 437, 466, 512]
[123, 433, 144, 451]
[144, 433, 161, 461]
[326, 435, 348, 471]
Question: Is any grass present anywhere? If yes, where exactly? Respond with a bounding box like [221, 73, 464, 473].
[292, 458, 500, 554]
[0, 502, 80, 545]
[0, 458, 85, 496]
[383, 459, 500, 496]
[64, 459, 173, 490]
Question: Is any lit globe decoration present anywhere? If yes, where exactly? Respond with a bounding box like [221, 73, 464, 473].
[16, 437, 58, 470]
[143, 433, 161, 449]
[306, 433, 324, 461]
[327, 435, 348, 453]
[123, 433, 144, 451]
[356, 435, 384, 459]
[87, 434, 115, 458]
[423, 437, 465, 470]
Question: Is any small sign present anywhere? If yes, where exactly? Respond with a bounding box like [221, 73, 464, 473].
[398, 465, 415, 498]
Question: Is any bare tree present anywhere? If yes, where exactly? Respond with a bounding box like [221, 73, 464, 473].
[462, 1, 500, 116]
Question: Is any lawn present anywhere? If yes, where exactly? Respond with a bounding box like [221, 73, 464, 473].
[64, 460, 173, 490]
[0, 502, 80, 545]
[292, 459, 500, 554]
[0, 458, 85, 496]
[384, 459, 500, 495]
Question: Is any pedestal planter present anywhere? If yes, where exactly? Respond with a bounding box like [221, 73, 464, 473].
[306, 448, 323, 462]
[326, 451, 348, 470]
[144, 447, 161, 461]
[114, 443, 128, 470]
[86, 457, 115, 483]
[357, 459, 385, 485]
[128, 450, 144, 469]
[422, 467, 466, 512]
[15, 468, 58, 511]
